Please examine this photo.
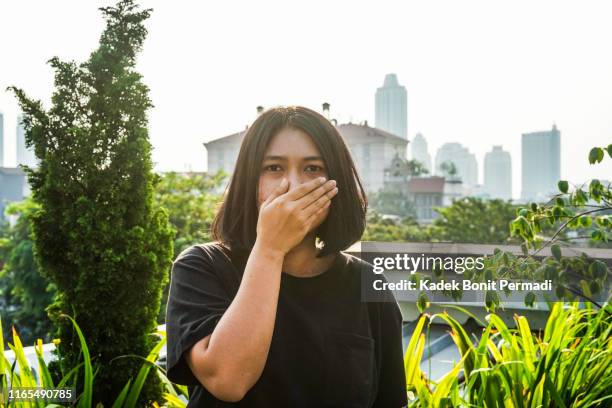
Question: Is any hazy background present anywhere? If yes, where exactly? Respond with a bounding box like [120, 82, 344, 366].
[1, 0, 610, 199]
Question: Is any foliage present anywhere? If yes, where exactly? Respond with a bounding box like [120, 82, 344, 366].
[362, 209, 431, 242]
[413, 145, 611, 311]
[153, 170, 224, 323]
[404, 302, 612, 407]
[431, 197, 522, 244]
[368, 188, 418, 219]
[154, 170, 225, 257]
[0, 314, 188, 407]
[406, 159, 429, 177]
[0, 198, 56, 346]
[7, 0, 175, 404]
[439, 161, 457, 177]
[505, 144, 612, 307]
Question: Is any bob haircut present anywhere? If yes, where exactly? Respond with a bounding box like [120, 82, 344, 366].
[211, 105, 367, 258]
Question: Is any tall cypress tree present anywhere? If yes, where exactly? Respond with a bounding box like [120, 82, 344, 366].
[8, 0, 174, 404]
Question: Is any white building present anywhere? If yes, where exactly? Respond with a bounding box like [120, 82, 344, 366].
[434, 142, 478, 188]
[375, 73, 407, 139]
[410, 132, 432, 172]
[484, 145, 512, 200]
[521, 124, 561, 202]
[339, 123, 408, 193]
[204, 121, 408, 195]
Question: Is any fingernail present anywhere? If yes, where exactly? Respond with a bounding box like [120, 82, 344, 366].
[318, 177, 326, 183]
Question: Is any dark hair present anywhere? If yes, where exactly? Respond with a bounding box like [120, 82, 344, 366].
[211, 106, 367, 258]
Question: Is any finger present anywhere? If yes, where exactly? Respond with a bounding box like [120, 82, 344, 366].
[284, 177, 327, 202]
[296, 179, 337, 210]
[262, 178, 289, 207]
[305, 199, 331, 226]
[302, 185, 338, 218]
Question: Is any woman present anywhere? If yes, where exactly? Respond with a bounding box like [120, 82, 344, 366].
[166, 106, 407, 407]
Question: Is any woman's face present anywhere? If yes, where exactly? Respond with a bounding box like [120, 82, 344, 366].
[257, 127, 331, 231]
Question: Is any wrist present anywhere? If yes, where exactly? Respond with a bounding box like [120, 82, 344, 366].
[253, 238, 286, 261]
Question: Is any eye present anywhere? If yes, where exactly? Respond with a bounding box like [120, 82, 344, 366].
[264, 164, 282, 172]
[305, 165, 324, 172]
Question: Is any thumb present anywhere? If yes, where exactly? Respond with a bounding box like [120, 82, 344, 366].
[262, 178, 289, 206]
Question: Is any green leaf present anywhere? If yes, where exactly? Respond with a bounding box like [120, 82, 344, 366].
[551, 244, 562, 261]
[60, 314, 93, 408]
[123, 331, 167, 408]
[417, 292, 430, 313]
[557, 180, 568, 193]
[606, 144, 612, 158]
[589, 260, 608, 279]
[111, 379, 132, 408]
[588, 147, 604, 164]
[525, 291, 536, 307]
[580, 216, 592, 228]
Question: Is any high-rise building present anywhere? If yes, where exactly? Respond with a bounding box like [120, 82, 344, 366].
[410, 133, 432, 172]
[375, 73, 407, 139]
[434, 142, 478, 188]
[521, 124, 561, 201]
[16, 113, 37, 168]
[484, 145, 512, 200]
[0, 111, 4, 167]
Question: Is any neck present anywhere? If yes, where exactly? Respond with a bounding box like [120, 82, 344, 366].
[282, 233, 335, 278]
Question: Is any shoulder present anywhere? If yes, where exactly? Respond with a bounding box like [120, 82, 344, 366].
[171, 241, 234, 280]
[174, 241, 232, 266]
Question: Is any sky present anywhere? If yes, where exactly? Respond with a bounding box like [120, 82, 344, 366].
[1, 0, 611, 199]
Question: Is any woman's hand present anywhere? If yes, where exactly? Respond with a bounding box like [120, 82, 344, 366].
[256, 177, 338, 255]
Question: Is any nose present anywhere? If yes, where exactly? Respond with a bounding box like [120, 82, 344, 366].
[287, 170, 304, 190]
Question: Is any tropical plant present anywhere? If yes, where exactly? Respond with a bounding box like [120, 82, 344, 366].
[404, 302, 612, 407]
[0, 314, 188, 407]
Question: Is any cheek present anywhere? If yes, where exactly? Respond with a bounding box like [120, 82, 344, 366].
[257, 178, 274, 206]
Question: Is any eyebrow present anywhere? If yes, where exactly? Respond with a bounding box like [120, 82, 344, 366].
[263, 155, 324, 161]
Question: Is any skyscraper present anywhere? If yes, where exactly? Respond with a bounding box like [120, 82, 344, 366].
[434, 142, 479, 188]
[375, 73, 407, 139]
[484, 145, 512, 200]
[521, 124, 561, 201]
[0, 111, 4, 167]
[16, 113, 37, 168]
[410, 132, 432, 172]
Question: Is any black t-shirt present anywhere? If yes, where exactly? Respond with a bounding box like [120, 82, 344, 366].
[166, 242, 408, 407]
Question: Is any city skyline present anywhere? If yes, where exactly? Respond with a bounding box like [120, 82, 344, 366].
[1, 0, 611, 200]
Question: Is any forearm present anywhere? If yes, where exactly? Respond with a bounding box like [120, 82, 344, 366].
[201, 239, 284, 395]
